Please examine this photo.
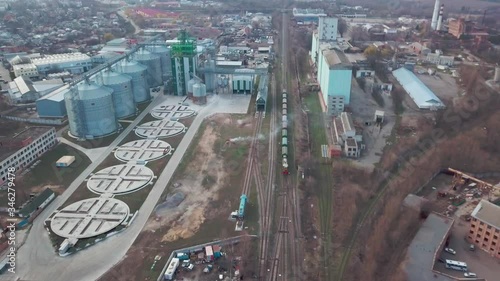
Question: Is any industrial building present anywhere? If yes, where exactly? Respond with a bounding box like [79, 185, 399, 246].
[170, 31, 198, 96]
[333, 112, 362, 158]
[232, 69, 255, 94]
[34, 53, 92, 75]
[35, 86, 69, 118]
[317, 44, 353, 115]
[310, 16, 339, 64]
[426, 52, 454, 66]
[292, 8, 327, 24]
[404, 213, 455, 281]
[64, 81, 118, 139]
[0, 127, 57, 186]
[11, 53, 92, 78]
[12, 63, 39, 79]
[448, 18, 473, 39]
[309, 17, 352, 115]
[468, 200, 500, 259]
[256, 74, 268, 112]
[392, 67, 445, 110]
[8, 76, 64, 103]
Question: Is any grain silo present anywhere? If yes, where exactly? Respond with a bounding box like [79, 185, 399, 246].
[193, 83, 207, 105]
[94, 69, 135, 118]
[65, 81, 117, 139]
[134, 48, 162, 88]
[114, 59, 150, 103]
[187, 78, 198, 98]
[148, 45, 171, 82]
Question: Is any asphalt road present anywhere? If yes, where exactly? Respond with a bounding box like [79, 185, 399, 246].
[9, 93, 250, 281]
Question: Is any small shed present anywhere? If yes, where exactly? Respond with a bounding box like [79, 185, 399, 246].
[56, 155, 75, 167]
[205, 245, 214, 261]
[17, 188, 56, 218]
[213, 245, 222, 258]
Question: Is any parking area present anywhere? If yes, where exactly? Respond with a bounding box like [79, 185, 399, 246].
[416, 71, 459, 104]
[434, 221, 500, 280]
[348, 78, 396, 168]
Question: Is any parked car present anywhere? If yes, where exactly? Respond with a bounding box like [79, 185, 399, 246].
[469, 244, 475, 251]
[445, 248, 456, 255]
[464, 272, 477, 278]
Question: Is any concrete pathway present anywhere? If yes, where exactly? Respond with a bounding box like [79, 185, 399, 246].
[58, 137, 110, 163]
[11, 93, 250, 281]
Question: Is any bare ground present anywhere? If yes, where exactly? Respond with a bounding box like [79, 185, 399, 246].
[99, 114, 256, 281]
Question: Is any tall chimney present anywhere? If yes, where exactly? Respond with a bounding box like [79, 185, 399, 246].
[436, 4, 444, 31]
[431, 0, 441, 30]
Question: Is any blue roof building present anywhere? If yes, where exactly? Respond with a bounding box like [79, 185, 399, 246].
[392, 67, 445, 110]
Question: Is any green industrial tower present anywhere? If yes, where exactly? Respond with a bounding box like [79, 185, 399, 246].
[171, 30, 197, 96]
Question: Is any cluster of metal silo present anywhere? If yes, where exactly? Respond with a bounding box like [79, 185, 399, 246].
[93, 69, 136, 119]
[114, 59, 150, 103]
[148, 45, 172, 83]
[65, 81, 117, 139]
[192, 83, 207, 105]
[134, 48, 162, 88]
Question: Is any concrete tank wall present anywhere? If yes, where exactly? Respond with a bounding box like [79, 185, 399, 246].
[95, 70, 135, 118]
[114, 59, 151, 103]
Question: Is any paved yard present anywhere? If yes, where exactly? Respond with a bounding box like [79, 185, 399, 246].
[434, 220, 500, 280]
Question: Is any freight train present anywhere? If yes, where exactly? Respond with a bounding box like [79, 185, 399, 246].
[282, 91, 289, 175]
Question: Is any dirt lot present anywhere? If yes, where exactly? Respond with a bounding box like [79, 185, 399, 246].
[417, 72, 460, 105]
[99, 114, 261, 281]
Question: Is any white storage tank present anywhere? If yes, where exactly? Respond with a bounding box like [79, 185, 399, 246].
[193, 83, 207, 105]
[147, 45, 171, 82]
[65, 81, 117, 139]
[134, 48, 162, 87]
[187, 78, 197, 98]
[114, 59, 150, 103]
[94, 70, 135, 118]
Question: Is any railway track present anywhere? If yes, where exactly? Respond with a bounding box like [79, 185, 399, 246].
[241, 112, 264, 196]
[266, 10, 303, 281]
[256, 74, 277, 280]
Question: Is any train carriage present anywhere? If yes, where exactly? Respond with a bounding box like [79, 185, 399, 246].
[282, 146, 288, 157]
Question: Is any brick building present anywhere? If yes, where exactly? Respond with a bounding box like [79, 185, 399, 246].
[448, 18, 473, 39]
[467, 200, 500, 259]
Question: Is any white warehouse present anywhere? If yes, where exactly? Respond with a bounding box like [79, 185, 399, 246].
[13, 53, 92, 78]
[392, 67, 445, 109]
